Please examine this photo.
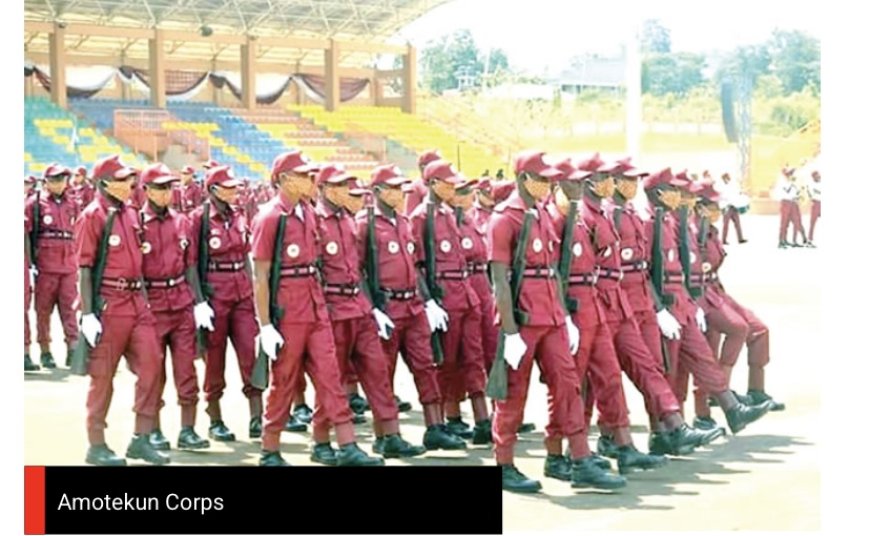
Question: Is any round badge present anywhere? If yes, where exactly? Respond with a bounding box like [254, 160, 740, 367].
[43, 215, 53, 225]
[108, 234, 121, 247]
[407, 242, 415, 254]
[325, 241, 339, 255]
[603, 246, 612, 258]
[667, 249, 676, 262]
[532, 238, 543, 253]
[572, 242, 583, 257]
[689, 252, 697, 264]
[209, 236, 221, 250]
[439, 240, 452, 253]
[388, 241, 400, 254]
[141, 241, 152, 255]
[461, 237, 473, 250]
[621, 248, 633, 260]
[702, 262, 712, 273]
[286, 244, 300, 258]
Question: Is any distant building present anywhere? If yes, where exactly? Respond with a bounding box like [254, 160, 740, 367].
[556, 54, 625, 94]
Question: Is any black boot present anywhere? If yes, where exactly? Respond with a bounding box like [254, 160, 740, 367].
[747, 389, 786, 411]
[725, 401, 772, 434]
[336, 443, 384, 467]
[395, 396, 412, 413]
[208, 420, 236, 442]
[423, 424, 466, 450]
[310, 442, 338, 466]
[517, 422, 536, 434]
[24, 353, 40, 372]
[472, 419, 492, 445]
[380, 434, 427, 459]
[260, 450, 289, 466]
[348, 394, 370, 415]
[284, 414, 308, 432]
[502, 464, 542, 493]
[778, 241, 789, 249]
[40, 351, 56, 369]
[596, 435, 620, 459]
[177, 427, 210, 450]
[372, 436, 385, 454]
[126, 434, 171, 465]
[543, 455, 572, 481]
[352, 413, 367, 425]
[293, 403, 314, 424]
[148, 429, 171, 451]
[65, 348, 73, 368]
[445, 416, 473, 439]
[85, 444, 126, 466]
[249, 416, 262, 439]
[692, 416, 725, 432]
[571, 456, 627, 489]
[616, 445, 668, 475]
[650, 424, 725, 456]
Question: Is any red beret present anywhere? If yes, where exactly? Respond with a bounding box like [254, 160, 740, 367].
[140, 163, 178, 186]
[205, 165, 242, 189]
[92, 155, 137, 181]
[417, 149, 442, 169]
[513, 150, 561, 179]
[423, 160, 462, 184]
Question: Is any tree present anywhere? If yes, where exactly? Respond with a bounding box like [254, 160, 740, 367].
[642, 52, 706, 96]
[715, 44, 771, 86]
[641, 19, 671, 54]
[420, 29, 496, 94]
[767, 29, 820, 94]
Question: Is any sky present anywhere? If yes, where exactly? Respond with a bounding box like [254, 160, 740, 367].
[388, 0, 823, 75]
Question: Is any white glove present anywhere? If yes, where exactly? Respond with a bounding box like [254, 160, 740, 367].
[258, 324, 285, 362]
[656, 309, 682, 340]
[565, 315, 580, 355]
[29, 265, 39, 279]
[424, 299, 449, 332]
[81, 313, 103, 348]
[695, 307, 707, 333]
[193, 301, 215, 331]
[372, 308, 395, 340]
[503, 332, 528, 370]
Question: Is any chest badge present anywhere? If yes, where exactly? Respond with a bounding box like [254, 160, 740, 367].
[621, 247, 633, 260]
[461, 237, 473, 250]
[141, 241, 152, 255]
[43, 215, 53, 225]
[407, 242, 415, 254]
[286, 244, 300, 258]
[388, 241, 400, 254]
[572, 242, 583, 257]
[325, 241, 339, 255]
[702, 262, 712, 273]
[108, 234, 121, 247]
[532, 238, 543, 253]
[439, 240, 452, 253]
[209, 237, 221, 250]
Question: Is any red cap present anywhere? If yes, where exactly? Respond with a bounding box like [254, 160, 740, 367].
[203, 159, 219, 170]
[643, 167, 683, 191]
[553, 158, 591, 181]
[140, 163, 179, 186]
[347, 179, 369, 196]
[492, 181, 516, 203]
[24, 175, 38, 184]
[423, 160, 462, 184]
[92, 155, 138, 181]
[598, 157, 648, 178]
[417, 149, 442, 169]
[205, 165, 242, 189]
[673, 169, 691, 187]
[576, 152, 605, 173]
[477, 178, 493, 194]
[694, 181, 720, 203]
[513, 150, 561, 179]
[317, 164, 356, 186]
[455, 177, 479, 191]
[271, 150, 317, 183]
[370, 164, 410, 187]
[181, 165, 196, 175]
[75, 166, 87, 176]
[43, 163, 71, 179]
[687, 180, 705, 195]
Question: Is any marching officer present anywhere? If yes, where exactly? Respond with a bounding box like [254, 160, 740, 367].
[405, 149, 442, 215]
[251, 150, 383, 467]
[76, 155, 167, 466]
[775, 167, 807, 248]
[171, 165, 204, 215]
[27, 164, 80, 369]
[356, 164, 466, 450]
[488, 150, 624, 493]
[70, 166, 95, 218]
[470, 178, 496, 231]
[25, 204, 37, 371]
[807, 170, 821, 247]
[189, 165, 263, 442]
[138, 163, 214, 451]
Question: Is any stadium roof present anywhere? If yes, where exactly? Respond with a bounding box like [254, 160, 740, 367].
[24, 0, 449, 67]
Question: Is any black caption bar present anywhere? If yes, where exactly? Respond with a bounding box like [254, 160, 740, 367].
[41, 466, 503, 534]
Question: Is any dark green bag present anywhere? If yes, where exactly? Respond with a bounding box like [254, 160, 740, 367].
[252, 214, 288, 390]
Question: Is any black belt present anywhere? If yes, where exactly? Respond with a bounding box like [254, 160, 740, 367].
[280, 264, 318, 278]
[39, 230, 74, 240]
[101, 277, 143, 291]
[207, 260, 245, 272]
[324, 283, 361, 296]
[567, 272, 597, 286]
[144, 275, 186, 289]
[597, 267, 623, 281]
[437, 269, 469, 280]
[520, 266, 557, 279]
[468, 262, 488, 274]
[621, 260, 648, 273]
[382, 288, 417, 301]
[664, 272, 685, 285]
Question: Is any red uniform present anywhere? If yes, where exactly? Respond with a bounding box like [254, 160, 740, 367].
[313, 200, 399, 437]
[189, 203, 260, 408]
[410, 201, 487, 406]
[70, 182, 96, 219]
[251, 193, 356, 451]
[488, 191, 588, 464]
[129, 182, 147, 211]
[355, 205, 444, 418]
[462, 205, 498, 372]
[403, 179, 428, 216]
[76, 192, 162, 444]
[140, 203, 201, 427]
[808, 180, 821, 242]
[171, 182, 204, 214]
[26, 191, 80, 348]
[25, 215, 32, 349]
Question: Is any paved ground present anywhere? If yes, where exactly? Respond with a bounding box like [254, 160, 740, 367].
[24, 214, 821, 530]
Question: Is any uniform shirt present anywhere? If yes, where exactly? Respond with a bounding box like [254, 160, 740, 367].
[129, 183, 147, 211]
[808, 180, 821, 202]
[355, 205, 425, 321]
[488, 191, 565, 328]
[76, 192, 148, 317]
[643, 207, 696, 324]
[774, 177, 802, 202]
[580, 196, 633, 321]
[190, 202, 253, 303]
[251, 192, 328, 324]
[140, 203, 195, 313]
[69, 182, 96, 218]
[315, 199, 371, 322]
[469, 204, 493, 235]
[456, 209, 492, 311]
[409, 201, 479, 312]
[403, 179, 428, 216]
[171, 182, 204, 214]
[609, 200, 656, 316]
[26, 191, 78, 275]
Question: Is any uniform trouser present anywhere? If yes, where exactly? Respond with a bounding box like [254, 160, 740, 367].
[204, 295, 261, 403]
[380, 314, 442, 406]
[494, 324, 588, 465]
[439, 306, 488, 403]
[722, 207, 745, 243]
[809, 200, 821, 241]
[35, 271, 79, 346]
[25, 264, 31, 348]
[312, 316, 399, 438]
[779, 201, 806, 243]
[470, 275, 499, 373]
[664, 314, 729, 412]
[153, 308, 200, 427]
[262, 318, 356, 451]
[86, 307, 162, 445]
[719, 292, 770, 392]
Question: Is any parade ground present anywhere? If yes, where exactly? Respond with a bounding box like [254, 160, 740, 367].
[24, 214, 821, 531]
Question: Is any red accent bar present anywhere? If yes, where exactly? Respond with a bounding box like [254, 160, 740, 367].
[24, 466, 46, 535]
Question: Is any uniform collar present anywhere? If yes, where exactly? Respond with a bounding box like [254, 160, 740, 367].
[97, 189, 129, 213]
[498, 190, 533, 213]
[582, 194, 604, 214]
[316, 199, 344, 220]
[277, 190, 306, 220]
[142, 202, 175, 223]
